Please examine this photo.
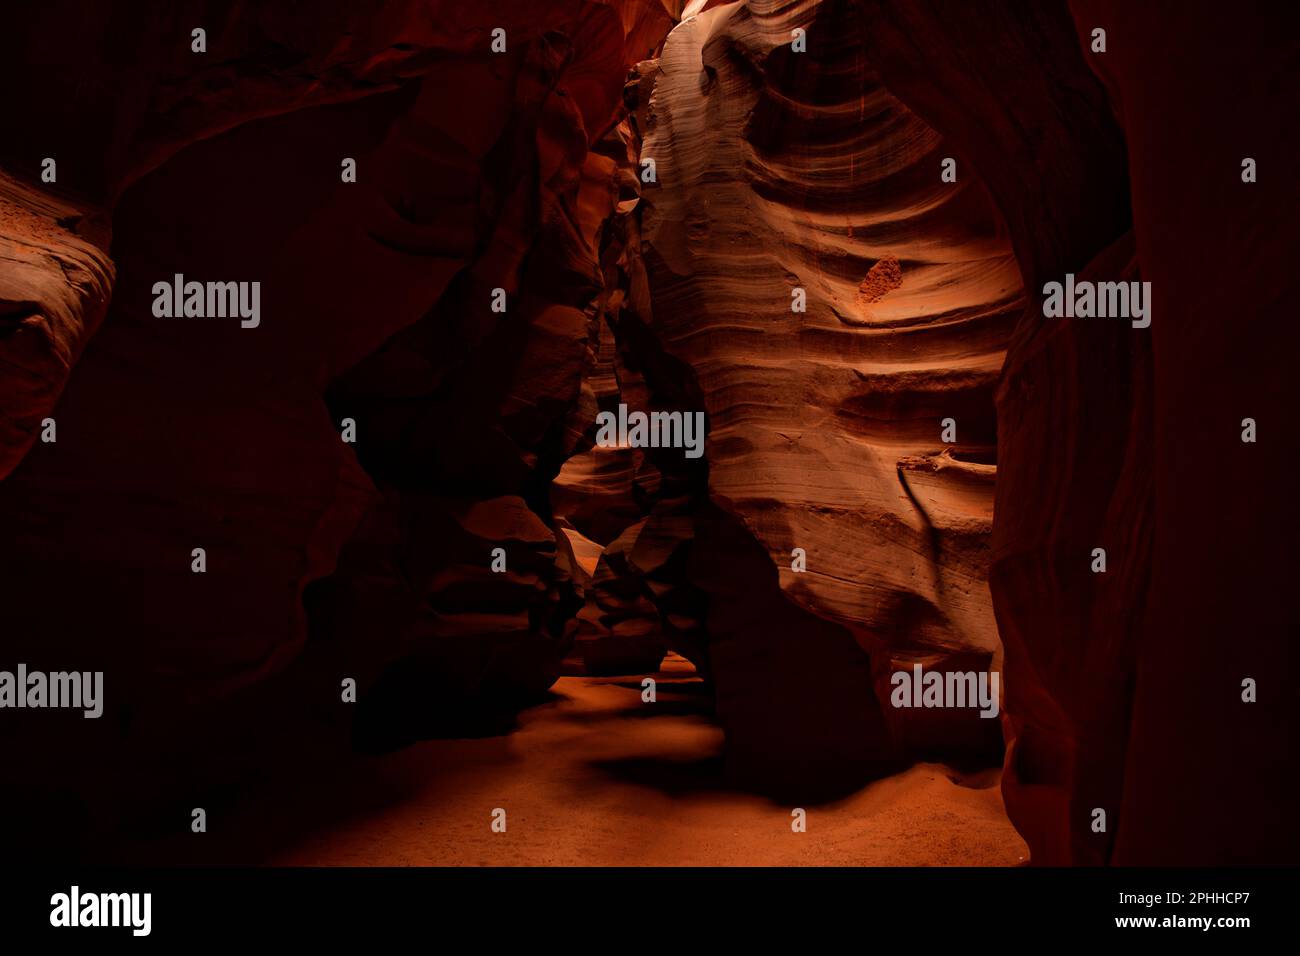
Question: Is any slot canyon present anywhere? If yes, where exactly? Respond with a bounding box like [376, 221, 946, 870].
[0, 0, 1295, 867]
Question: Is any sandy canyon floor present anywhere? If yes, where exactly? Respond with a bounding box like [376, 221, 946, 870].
[258, 656, 1028, 867]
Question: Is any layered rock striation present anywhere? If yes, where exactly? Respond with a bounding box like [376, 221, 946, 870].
[633, 0, 1022, 791]
[0, 0, 1292, 866]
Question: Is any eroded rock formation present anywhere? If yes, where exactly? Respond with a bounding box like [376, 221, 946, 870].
[851, 0, 1297, 864]
[0, 0, 1293, 866]
[848, 0, 1137, 865]
[634, 0, 1021, 791]
[0, 176, 114, 478]
[0, 0, 676, 849]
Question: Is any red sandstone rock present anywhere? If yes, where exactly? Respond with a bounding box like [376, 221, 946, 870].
[0, 177, 113, 479]
[0, 0, 675, 845]
[634, 0, 1021, 790]
[843, 0, 1137, 862]
[0, 0, 1292, 868]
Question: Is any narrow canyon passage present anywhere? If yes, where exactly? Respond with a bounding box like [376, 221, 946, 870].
[0, 1, 1294, 872]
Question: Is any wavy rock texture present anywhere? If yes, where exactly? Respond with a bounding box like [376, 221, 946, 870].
[0, 175, 114, 478]
[1, 0, 1291, 867]
[842, 0, 1133, 864]
[852, 0, 1298, 864]
[636, 0, 1022, 792]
